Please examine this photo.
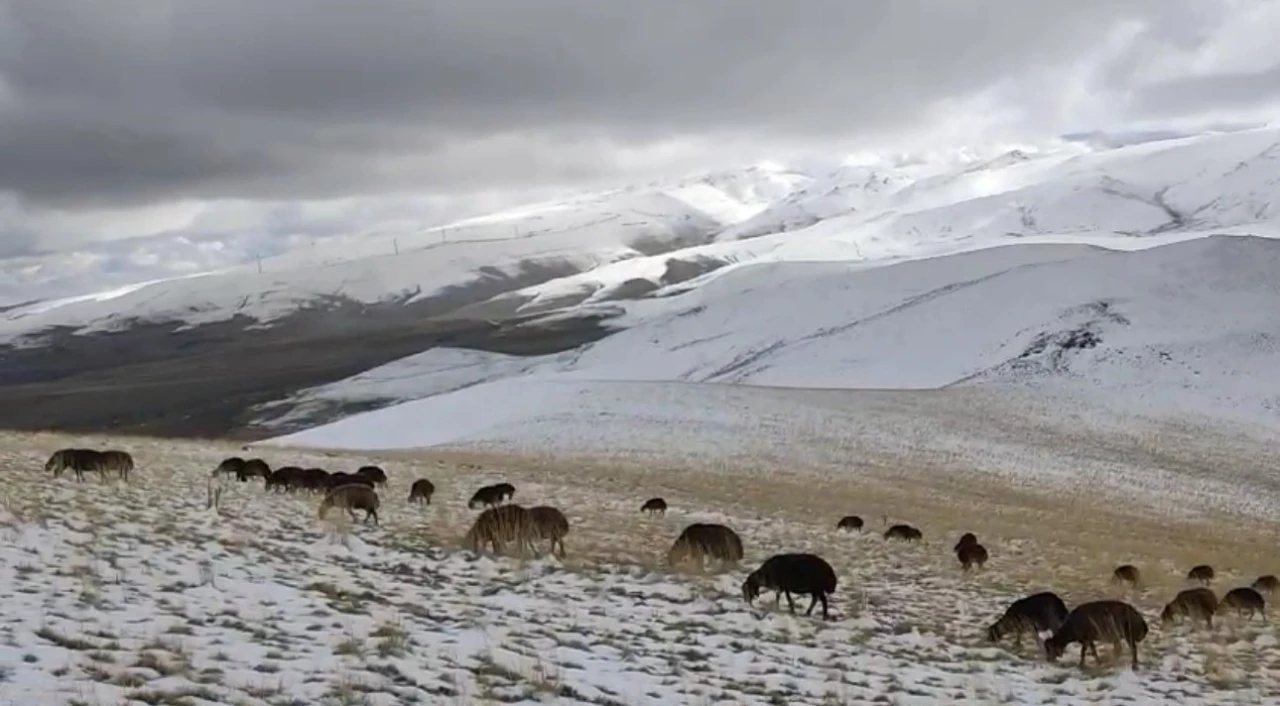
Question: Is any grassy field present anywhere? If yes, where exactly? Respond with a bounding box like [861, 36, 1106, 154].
[1, 429, 1278, 705]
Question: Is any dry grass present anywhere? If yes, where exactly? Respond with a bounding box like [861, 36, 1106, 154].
[2, 427, 1279, 704]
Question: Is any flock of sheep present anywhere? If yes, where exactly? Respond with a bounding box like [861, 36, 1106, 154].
[42, 447, 1278, 671]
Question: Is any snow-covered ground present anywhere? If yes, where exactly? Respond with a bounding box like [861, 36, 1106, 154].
[3, 431, 1278, 706]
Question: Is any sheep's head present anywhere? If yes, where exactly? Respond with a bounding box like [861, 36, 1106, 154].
[741, 572, 762, 605]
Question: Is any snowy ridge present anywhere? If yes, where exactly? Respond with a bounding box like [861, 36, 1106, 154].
[262, 235, 1280, 457]
[5, 126, 1280, 347]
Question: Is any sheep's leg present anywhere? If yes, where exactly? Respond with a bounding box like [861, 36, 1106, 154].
[1088, 641, 1100, 664]
[1079, 643, 1088, 668]
[784, 592, 796, 614]
[804, 594, 818, 616]
[773, 592, 782, 609]
[1128, 637, 1139, 669]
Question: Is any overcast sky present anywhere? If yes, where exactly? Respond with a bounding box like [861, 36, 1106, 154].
[1, 0, 1279, 262]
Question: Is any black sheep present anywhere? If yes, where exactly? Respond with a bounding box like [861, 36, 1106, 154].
[742, 553, 838, 620]
[1044, 600, 1148, 670]
[986, 591, 1069, 649]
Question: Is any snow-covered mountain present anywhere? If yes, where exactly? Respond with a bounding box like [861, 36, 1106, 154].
[264, 234, 1280, 452]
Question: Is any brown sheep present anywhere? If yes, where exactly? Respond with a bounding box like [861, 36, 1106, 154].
[1186, 564, 1215, 585]
[299, 467, 332, 493]
[954, 532, 978, 552]
[1044, 600, 1148, 670]
[1112, 564, 1141, 588]
[1160, 587, 1217, 630]
[836, 515, 864, 531]
[1252, 575, 1279, 596]
[326, 472, 374, 490]
[667, 523, 744, 570]
[987, 591, 1069, 649]
[528, 505, 571, 558]
[463, 504, 537, 556]
[1219, 587, 1267, 623]
[641, 497, 667, 515]
[408, 479, 435, 505]
[266, 467, 304, 493]
[318, 484, 381, 525]
[884, 524, 922, 541]
[956, 543, 989, 572]
[98, 450, 135, 482]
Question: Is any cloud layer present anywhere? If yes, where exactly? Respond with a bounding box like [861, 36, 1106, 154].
[1, 0, 1278, 268]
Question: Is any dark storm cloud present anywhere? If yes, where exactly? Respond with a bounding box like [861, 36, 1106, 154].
[0, 0, 1195, 209]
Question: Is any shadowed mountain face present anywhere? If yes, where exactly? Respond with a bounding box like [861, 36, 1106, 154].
[0, 269, 620, 440]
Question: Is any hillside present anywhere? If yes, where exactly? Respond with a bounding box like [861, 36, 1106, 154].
[3, 127, 1280, 437]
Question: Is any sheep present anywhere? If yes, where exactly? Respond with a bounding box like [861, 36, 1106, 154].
[467, 484, 506, 509]
[1160, 587, 1217, 630]
[355, 465, 388, 486]
[956, 543, 989, 572]
[493, 482, 516, 502]
[266, 467, 304, 493]
[641, 497, 668, 515]
[836, 515, 864, 531]
[238, 458, 271, 482]
[741, 553, 838, 620]
[45, 448, 99, 481]
[299, 467, 332, 493]
[214, 456, 246, 477]
[1111, 564, 1141, 588]
[1186, 564, 1215, 585]
[528, 505, 571, 558]
[98, 450, 134, 482]
[463, 504, 537, 556]
[1043, 600, 1148, 670]
[408, 479, 435, 505]
[1252, 575, 1279, 596]
[986, 591, 1069, 649]
[884, 524, 922, 541]
[318, 484, 381, 525]
[667, 523, 744, 570]
[1219, 587, 1267, 623]
[954, 532, 978, 552]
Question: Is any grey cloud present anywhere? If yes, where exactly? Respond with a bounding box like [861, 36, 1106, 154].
[0, 0, 1262, 211]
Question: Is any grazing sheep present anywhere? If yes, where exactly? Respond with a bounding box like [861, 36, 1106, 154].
[1219, 587, 1267, 623]
[408, 479, 435, 505]
[836, 515, 864, 531]
[355, 465, 388, 486]
[1044, 600, 1148, 670]
[493, 482, 516, 502]
[463, 504, 537, 556]
[98, 450, 134, 482]
[987, 591, 1069, 649]
[884, 524, 922, 541]
[1252, 575, 1279, 596]
[45, 448, 97, 481]
[266, 467, 304, 493]
[214, 456, 247, 477]
[956, 543, 989, 572]
[238, 458, 271, 482]
[299, 468, 331, 493]
[954, 532, 978, 552]
[467, 484, 506, 509]
[528, 505, 571, 558]
[1112, 564, 1141, 588]
[1160, 587, 1217, 630]
[1186, 564, 1215, 585]
[667, 523, 744, 569]
[741, 553, 838, 620]
[641, 497, 668, 515]
[318, 484, 381, 525]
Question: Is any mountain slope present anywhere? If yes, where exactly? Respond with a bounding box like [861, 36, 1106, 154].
[263, 235, 1280, 449]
